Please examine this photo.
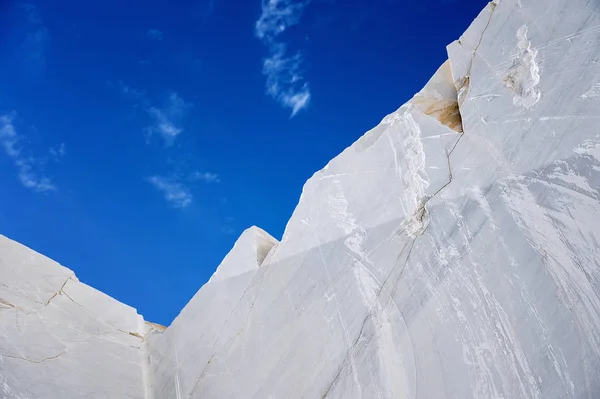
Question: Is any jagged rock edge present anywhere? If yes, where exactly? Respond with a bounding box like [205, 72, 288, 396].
[316, 5, 500, 395]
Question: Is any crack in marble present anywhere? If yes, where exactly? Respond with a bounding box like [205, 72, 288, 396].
[320, 237, 418, 399]
[188, 268, 270, 398]
[455, 2, 498, 106]
[320, 314, 374, 399]
[408, 132, 465, 238]
[45, 276, 74, 306]
[0, 352, 65, 365]
[0, 299, 17, 309]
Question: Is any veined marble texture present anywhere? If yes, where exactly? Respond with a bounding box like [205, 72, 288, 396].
[2, 0, 600, 397]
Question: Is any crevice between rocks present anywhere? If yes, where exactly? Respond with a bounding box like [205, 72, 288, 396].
[407, 119, 464, 239]
[413, 2, 498, 236]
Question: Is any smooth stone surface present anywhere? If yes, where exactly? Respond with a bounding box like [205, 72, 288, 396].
[146, 0, 600, 397]
[0, 235, 152, 399]
[2, 0, 599, 397]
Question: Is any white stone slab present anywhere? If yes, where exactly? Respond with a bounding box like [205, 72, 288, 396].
[2, 0, 600, 397]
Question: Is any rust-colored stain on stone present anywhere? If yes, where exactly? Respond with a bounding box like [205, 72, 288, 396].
[412, 96, 463, 133]
[146, 321, 167, 332]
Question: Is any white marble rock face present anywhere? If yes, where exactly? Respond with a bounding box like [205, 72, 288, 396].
[0, 235, 153, 399]
[2, 0, 600, 397]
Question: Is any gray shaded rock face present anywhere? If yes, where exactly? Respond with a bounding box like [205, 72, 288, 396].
[2, 0, 600, 397]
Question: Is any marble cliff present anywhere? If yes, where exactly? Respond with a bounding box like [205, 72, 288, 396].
[2, 0, 600, 397]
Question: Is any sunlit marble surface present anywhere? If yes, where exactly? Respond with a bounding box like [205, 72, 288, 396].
[2, 0, 600, 397]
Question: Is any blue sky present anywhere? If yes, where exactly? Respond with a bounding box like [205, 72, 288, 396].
[0, 0, 487, 325]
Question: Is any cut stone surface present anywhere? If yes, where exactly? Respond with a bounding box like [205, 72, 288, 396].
[2, 0, 600, 397]
[0, 235, 151, 399]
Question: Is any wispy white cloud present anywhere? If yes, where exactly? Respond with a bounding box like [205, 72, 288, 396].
[0, 116, 20, 158]
[147, 92, 191, 145]
[255, 0, 311, 116]
[147, 169, 220, 208]
[113, 84, 213, 207]
[165, 92, 189, 117]
[147, 108, 182, 142]
[19, 3, 50, 76]
[16, 159, 56, 192]
[255, 0, 308, 39]
[117, 81, 146, 101]
[147, 29, 164, 41]
[0, 114, 57, 193]
[189, 171, 220, 183]
[147, 175, 192, 208]
[113, 83, 191, 145]
[49, 142, 66, 159]
[262, 44, 311, 116]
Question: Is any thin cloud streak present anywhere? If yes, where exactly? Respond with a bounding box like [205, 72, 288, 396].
[114, 85, 216, 209]
[147, 107, 182, 143]
[255, 0, 311, 116]
[49, 142, 66, 159]
[147, 29, 164, 40]
[0, 114, 57, 193]
[189, 171, 220, 183]
[146, 92, 191, 145]
[19, 3, 50, 76]
[147, 175, 192, 208]
[117, 81, 146, 101]
[255, 0, 308, 39]
[115, 83, 190, 145]
[147, 170, 220, 208]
